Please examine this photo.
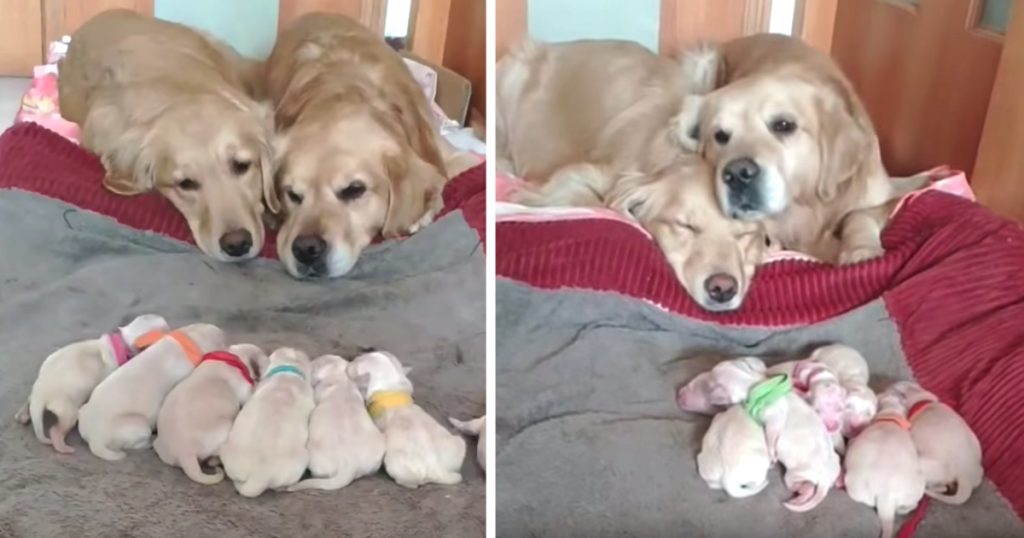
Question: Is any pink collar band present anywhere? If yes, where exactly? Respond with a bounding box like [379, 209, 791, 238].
[107, 331, 131, 366]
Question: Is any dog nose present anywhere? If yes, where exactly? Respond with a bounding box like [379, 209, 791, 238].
[723, 158, 761, 185]
[292, 235, 327, 265]
[219, 230, 253, 258]
[704, 273, 738, 304]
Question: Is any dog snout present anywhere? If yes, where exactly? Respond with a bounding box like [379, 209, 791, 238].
[704, 273, 738, 304]
[722, 158, 761, 186]
[219, 229, 254, 258]
[292, 234, 327, 266]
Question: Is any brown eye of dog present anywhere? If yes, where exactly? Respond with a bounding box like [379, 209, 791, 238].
[178, 178, 200, 191]
[337, 181, 367, 202]
[770, 118, 797, 135]
[713, 129, 730, 145]
[679, 222, 702, 234]
[230, 159, 251, 175]
[286, 188, 303, 204]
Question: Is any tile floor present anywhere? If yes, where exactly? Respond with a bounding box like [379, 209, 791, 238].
[0, 77, 31, 133]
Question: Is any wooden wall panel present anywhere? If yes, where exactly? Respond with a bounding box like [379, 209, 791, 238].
[795, 0, 838, 53]
[496, 0, 526, 59]
[43, 0, 153, 46]
[0, 0, 44, 75]
[659, 0, 747, 56]
[410, 0, 452, 63]
[441, 0, 486, 120]
[278, 0, 385, 34]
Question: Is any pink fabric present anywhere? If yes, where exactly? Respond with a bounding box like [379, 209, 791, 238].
[12, 41, 80, 143]
[106, 332, 131, 367]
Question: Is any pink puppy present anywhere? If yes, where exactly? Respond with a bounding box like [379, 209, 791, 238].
[677, 357, 766, 414]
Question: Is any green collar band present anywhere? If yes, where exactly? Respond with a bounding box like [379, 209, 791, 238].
[744, 374, 792, 424]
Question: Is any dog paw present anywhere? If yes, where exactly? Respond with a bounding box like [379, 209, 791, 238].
[838, 246, 884, 265]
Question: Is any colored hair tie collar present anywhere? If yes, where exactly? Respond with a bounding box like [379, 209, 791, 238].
[264, 364, 305, 380]
[872, 414, 912, 430]
[367, 390, 413, 419]
[744, 374, 792, 425]
[907, 400, 933, 422]
[202, 351, 254, 386]
[133, 329, 168, 351]
[107, 331, 131, 366]
[132, 330, 203, 366]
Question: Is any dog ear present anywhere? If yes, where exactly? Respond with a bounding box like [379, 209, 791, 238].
[103, 131, 159, 195]
[816, 85, 874, 202]
[381, 152, 444, 238]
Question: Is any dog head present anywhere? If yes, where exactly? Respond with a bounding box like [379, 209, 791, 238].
[272, 68, 447, 280]
[311, 354, 351, 387]
[346, 350, 414, 397]
[265, 347, 312, 379]
[608, 157, 768, 312]
[228, 343, 269, 381]
[680, 71, 874, 221]
[103, 96, 276, 262]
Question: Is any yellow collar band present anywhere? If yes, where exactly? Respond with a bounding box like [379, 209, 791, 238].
[367, 390, 413, 419]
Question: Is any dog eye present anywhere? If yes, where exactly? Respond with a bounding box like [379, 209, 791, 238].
[337, 181, 367, 202]
[178, 178, 200, 191]
[770, 118, 798, 135]
[678, 222, 702, 234]
[286, 188, 303, 204]
[230, 159, 251, 175]
[713, 129, 730, 145]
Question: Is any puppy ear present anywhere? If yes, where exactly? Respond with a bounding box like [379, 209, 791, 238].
[817, 88, 874, 201]
[381, 152, 445, 238]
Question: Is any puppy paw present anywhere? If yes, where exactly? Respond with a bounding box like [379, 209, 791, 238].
[838, 246, 884, 265]
[14, 403, 29, 424]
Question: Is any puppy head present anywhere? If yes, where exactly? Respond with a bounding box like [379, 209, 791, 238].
[273, 89, 446, 279]
[105, 97, 276, 262]
[708, 357, 767, 403]
[809, 343, 864, 370]
[311, 354, 350, 387]
[885, 380, 937, 408]
[176, 323, 228, 353]
[808, 378, 846, 433]
[119, 314, 170, 352]
[228, 343, 269, 380]
[346, 350, 413, 397]
[266, 347, 312, 379]
[689, 74, 873, 221]
[876, 388, 908, 416]
[607, 158, 768, 312]
[842, 384, 878, 436]
[676, 371, 718, 414]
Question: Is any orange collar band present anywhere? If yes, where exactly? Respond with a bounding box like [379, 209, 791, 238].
[132, 329, 203, 366]
[907, 400, 934, 422]
[872, 414, 911, 430]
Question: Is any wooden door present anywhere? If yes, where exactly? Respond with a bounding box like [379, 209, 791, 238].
[277, 0, 386, 34]
[44, 0, 154, 46]
[0, 0, 44, 75]
[829, 0, 1012, 177]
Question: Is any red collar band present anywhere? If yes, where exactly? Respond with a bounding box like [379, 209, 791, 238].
[202, 351, 254, 385]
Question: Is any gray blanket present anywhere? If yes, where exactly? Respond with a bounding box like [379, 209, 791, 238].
[0, 191, 485, 538]
[495, 280, 1022, 537]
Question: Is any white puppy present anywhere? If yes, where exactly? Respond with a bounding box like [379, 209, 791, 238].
[844, 390, 926, 538]
[287, 355, 385, 492]
[77, 324, 224, 461]
[697, 404, 772, 498]
[221, 347, 315, 497]
[15, 314, 169, 453]
[153, 344, 267, 485]
[751, 374, 840, 512]
[888, 381, 983, 505]
[348, 351, 466, 488]
[449, 415, 486, 474]
[676, 357, 767, 414]
[810, 344, 870, 386]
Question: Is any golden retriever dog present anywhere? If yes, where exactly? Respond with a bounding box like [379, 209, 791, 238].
[265, 13, 449, 279]
[59, 9, 276, 262]
[497, 40, 767, 311]
[675, 34, 926, 263]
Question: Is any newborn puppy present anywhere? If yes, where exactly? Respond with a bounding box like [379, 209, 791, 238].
[77, 324, 224, 461]
[809, 344, 870, 386]
[751, 375, 840, 512]
[844, 391, 926, 538]
[15, 314, 169, 453]
[288, 355, 385, 492]
[792, 362, 845, 434]
[888, 381, 983, 505]
[842, 384, 878, 438]
[697, 404, 772, 498]
[449, 415, 486, 474]
[676, 357, 767, 414]
[347, 351, 466, 488]
[153, 344, 267, 485]
[221, 347, 315, 497]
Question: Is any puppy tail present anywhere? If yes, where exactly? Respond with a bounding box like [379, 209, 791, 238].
[88, 441, 127, 462]
[181, 457, 225, 486]
[876, 494, 897, 538]
[783, 481, 828, 512]
[29, 396, 50, 445]
[448, 416, 484, 437]
[234, 479, 268, 498]
[286, 474, 355, 492]
[926, 480, 971, 505]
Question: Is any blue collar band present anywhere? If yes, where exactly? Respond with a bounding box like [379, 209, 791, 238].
[264, 364, 305, 381]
